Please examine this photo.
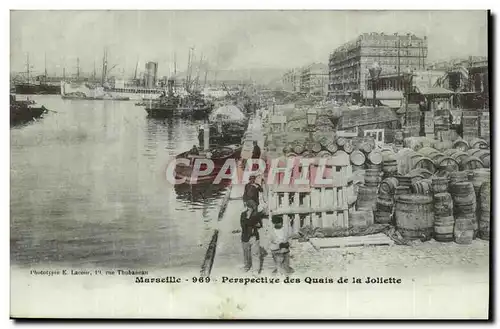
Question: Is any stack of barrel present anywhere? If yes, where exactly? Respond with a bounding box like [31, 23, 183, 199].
[349, 138, 383, 172]
[469, 169, 490, 240]
[449, 171, 477, 244]
[432, 177, 454, 242]
[356, 168, 382, 213]
[479, 181, 490, 240]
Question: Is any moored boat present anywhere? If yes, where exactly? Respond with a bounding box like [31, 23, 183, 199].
[10, 94, 48, 126]
[174, 144, 242, 184]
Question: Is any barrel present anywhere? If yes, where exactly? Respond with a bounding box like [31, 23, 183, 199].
[470, 138, 488, 149]
[360, 141, 373, 153]
[310, 141, 322, 153]
[366, 163, 382, 171]
[356, 185, 378, 211]
[349, 210, 374, 229]
[350, 150, 366, 166]
[364, 169, 382, 187]
[382, 159, 398, 177]
[292, 141, 305, 154]
[326, 141, 338, 154]
[479, 181, 491, 212]
[376, 193, 394, 213]
[454, 215, 475, 244]
[479, 213, 490, 241]
[432, 176, 449, 194]
[436, 156, 460, 172]
[449, 150, 469, 163]
[375, 194, 394, 224]
[379, 177, 399, 195]
[407, 168, 433, 180]
[368, 149, 383, 165]
[460, 156, 484, 171]
[452, 139, 470, 152]
[434, 215, 455, 242]
[343, 140, 354, 154]
[433, 193, 453, 217]
[317, 150, 332, 158]
[450, 182, 477, 218]
[395, 186, 411, 198]
[396, 176, 412, 188]
[469, 169, 490, 197]
[478, 181, 490, 241]
[411, 179, 432, 195]
[395, 195, 434, 241]
[449, 171, 469, 185]
[418, 147, 441, 158]
[472, 150, 490, 168]
[374, 211, 392, 224]
[337, 137, 347, 147]
[282, 145, 292, 155]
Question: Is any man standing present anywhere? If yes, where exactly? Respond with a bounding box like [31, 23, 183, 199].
[243, 175, 263, 212]
[252, 141, 261, 160]
[240, 206, 262, 275]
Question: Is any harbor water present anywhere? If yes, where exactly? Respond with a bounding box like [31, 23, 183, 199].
[10, 95, 229, 270]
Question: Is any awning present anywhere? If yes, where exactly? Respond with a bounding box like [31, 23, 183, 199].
[417, 86, 454, 95]
[362, 90, 403, 100]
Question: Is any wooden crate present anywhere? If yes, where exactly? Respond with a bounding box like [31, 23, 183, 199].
[267, 153, 352, 235]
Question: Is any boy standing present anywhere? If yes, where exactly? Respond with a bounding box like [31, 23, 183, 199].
[269, 217, 294, 275]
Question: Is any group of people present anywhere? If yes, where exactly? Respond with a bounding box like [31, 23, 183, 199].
[240, 141, 294, 276]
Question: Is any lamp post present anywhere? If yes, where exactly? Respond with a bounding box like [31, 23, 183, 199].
[306, 107, 318, 141]
[368, 62, 382, 107]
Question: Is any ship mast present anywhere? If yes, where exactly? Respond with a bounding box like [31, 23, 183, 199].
[134, 57, 139, 81]
[173, 52, 177, 76]
[26, 53, 30, 83]
[194, 52, 203, 91]
[93, 60, 96, 81]
[101, 48, 108, 85]
[186, 47, 194, 92]
[76, 57, 80, 80]
[44, 53, 48, 78]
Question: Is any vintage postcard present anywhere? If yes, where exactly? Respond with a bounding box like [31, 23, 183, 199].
[10, 10, 490, 319]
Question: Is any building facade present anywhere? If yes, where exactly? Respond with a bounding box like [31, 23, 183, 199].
[282, 69, 300, 93]
[328, 32, 428, 101]
[300, 63, 328, 96]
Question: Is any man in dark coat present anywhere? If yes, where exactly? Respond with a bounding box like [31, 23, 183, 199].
[243, 176, 263, 213]
[252, 141, 261, 159]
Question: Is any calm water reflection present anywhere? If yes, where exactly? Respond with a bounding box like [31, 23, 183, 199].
[10, 95, 229, 270]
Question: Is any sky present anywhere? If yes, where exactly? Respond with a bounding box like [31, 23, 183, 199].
[10, 10, 488, 79]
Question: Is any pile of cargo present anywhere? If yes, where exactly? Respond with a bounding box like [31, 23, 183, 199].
[355, 137, 491, 245]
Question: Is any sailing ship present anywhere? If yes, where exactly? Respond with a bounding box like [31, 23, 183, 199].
[15, 54, 61, 95]
[144, 48, 215, 119]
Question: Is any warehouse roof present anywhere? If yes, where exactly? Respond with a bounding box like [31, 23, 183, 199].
[338, 106, 399, 129]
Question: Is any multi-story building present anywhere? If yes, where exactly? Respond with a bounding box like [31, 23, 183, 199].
[328, 32, 428, 102]
[282, 69, 300, 93]
[300, 63, 328, 96]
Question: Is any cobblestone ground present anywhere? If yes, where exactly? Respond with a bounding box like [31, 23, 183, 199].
[275, 238, 490, 280]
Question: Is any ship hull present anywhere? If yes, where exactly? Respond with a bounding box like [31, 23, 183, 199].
[15, 83, 61, 95]
[145, 106, 211, 119]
